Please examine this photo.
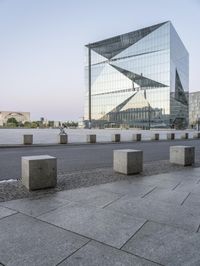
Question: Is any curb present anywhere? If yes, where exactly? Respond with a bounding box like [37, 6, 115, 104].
[0, 138, 198, 149]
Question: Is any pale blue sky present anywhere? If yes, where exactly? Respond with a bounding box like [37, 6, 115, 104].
[0, 0, 199, 121]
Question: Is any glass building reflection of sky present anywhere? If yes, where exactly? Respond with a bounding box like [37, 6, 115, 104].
[84, 21, 189, 129]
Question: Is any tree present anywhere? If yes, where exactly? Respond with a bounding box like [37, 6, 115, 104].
[48, 121, 54, 127]
[7, 117, 18, 127]
[64, 121, 78, 128]
[24, 121, 32, 128]
[31, 122, 38, 128]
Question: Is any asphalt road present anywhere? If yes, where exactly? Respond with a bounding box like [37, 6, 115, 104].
[0, 139, 200, 181]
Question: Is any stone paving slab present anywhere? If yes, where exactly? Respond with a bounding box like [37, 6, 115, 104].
[59, 240, 160, 266]
[38, 202, 146, 248]
[173, 180, 200, 193]
[106, 195, 200, 232]
[122, 174, 181, 190]
[55, 186, 123, 208]
[182, 193, 200, 210]
[0, 206, 17, 219]
[122, 221, 200, 266]
[1, 167, 200, 265]
[96, 181, 156, 197]
[138, 168, 200, 188]
[0, 213, 89, 266]
[143, 187, 189, 205]
[159, 168, 200, 181]
[0, 187, 123, 216]
[0, 194, 71, 217]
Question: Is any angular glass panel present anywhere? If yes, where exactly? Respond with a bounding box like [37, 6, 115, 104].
[86, 22, 167, 59]
[113, 22, 170, 59]
[110, 64, 168, 88]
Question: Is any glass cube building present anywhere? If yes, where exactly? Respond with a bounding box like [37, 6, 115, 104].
[84, 21, 189, 129]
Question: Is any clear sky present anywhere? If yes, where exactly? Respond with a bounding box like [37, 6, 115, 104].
[0, 0, 199, 121]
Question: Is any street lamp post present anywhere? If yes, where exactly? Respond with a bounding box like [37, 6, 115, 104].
[148, 103, 151, 130]
[88, 46, 91, 129]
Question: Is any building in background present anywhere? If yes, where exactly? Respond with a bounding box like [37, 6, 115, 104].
[84, 21, 189, 129]
[0, 111, 30, 126]
[189, 92, 200, 128]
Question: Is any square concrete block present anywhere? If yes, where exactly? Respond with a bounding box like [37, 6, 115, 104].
[167, 133, 175, 140]
[23, 135, 33, 145]
[133, 134, 141, 141]
[170, 146, 195, 166]
[151, 133, 159, 141]
[112, 134, 121, 142]
[181, 133, 188, 139]
[113, 149, 143, 175]
[59, 134, 68, 144]
[87, 134, 96, 143]
[21, 155, 57, 191]
[193, 132, 200, 139]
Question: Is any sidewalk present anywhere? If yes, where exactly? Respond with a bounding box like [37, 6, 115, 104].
[0, 167, 200, 265]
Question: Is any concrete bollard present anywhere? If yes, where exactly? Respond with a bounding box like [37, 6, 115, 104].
[133, 134, 141, 141]
[21, 155, 57, 190]
[170, 146, 195, 166]
[151, 133, 159, 141]
[87, 134, 96, 143]
[167, 133, 175, 140]
[113, 149, 143, 175]
[181, 133, 189, 139]
[59, 134, 68, 144]
[112, 134, 121, 142]
[23, 135, 33, 145]
[193, 132, 200, 139]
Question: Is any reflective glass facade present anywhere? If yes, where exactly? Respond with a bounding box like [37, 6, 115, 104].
[189, 92, 200, 127]
[84, 21, 189, 128]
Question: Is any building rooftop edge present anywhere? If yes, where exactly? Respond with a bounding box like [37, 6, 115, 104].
[85, 21, 171, 47]
[0, 111, 30, 113]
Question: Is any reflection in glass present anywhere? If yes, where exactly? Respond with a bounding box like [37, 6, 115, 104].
[84, 21, 189, 129]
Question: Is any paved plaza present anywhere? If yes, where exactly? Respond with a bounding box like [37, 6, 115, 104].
[1, 167, 200, 265]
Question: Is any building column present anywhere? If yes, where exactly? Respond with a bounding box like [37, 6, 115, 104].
[88, 46, 91, 128]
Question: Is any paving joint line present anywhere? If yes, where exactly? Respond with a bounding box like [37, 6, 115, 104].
[0, 199, 72, 219]
[147, 218, 197, 233]
[119, 248, 165, 266]
[196, 223, 200, 233]
[172, 181, 181, 190]
[0, 211, 19, 221]
[34, 201, 72, 217]
[18, 212, 93, 241]
[55, 239, 92, 266]
[181, 192, 191, 205]
[141, 186, 157, 198]
[102, 194, 126, 209]
[120, 220, 149, 250]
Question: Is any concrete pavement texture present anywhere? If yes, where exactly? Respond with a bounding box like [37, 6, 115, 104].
[1, 167, 200, 265]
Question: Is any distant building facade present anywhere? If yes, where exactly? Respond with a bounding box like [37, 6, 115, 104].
[84, 21, 189, 129]
[0, 111, 30, 126]
[189, 92, 200, 127]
